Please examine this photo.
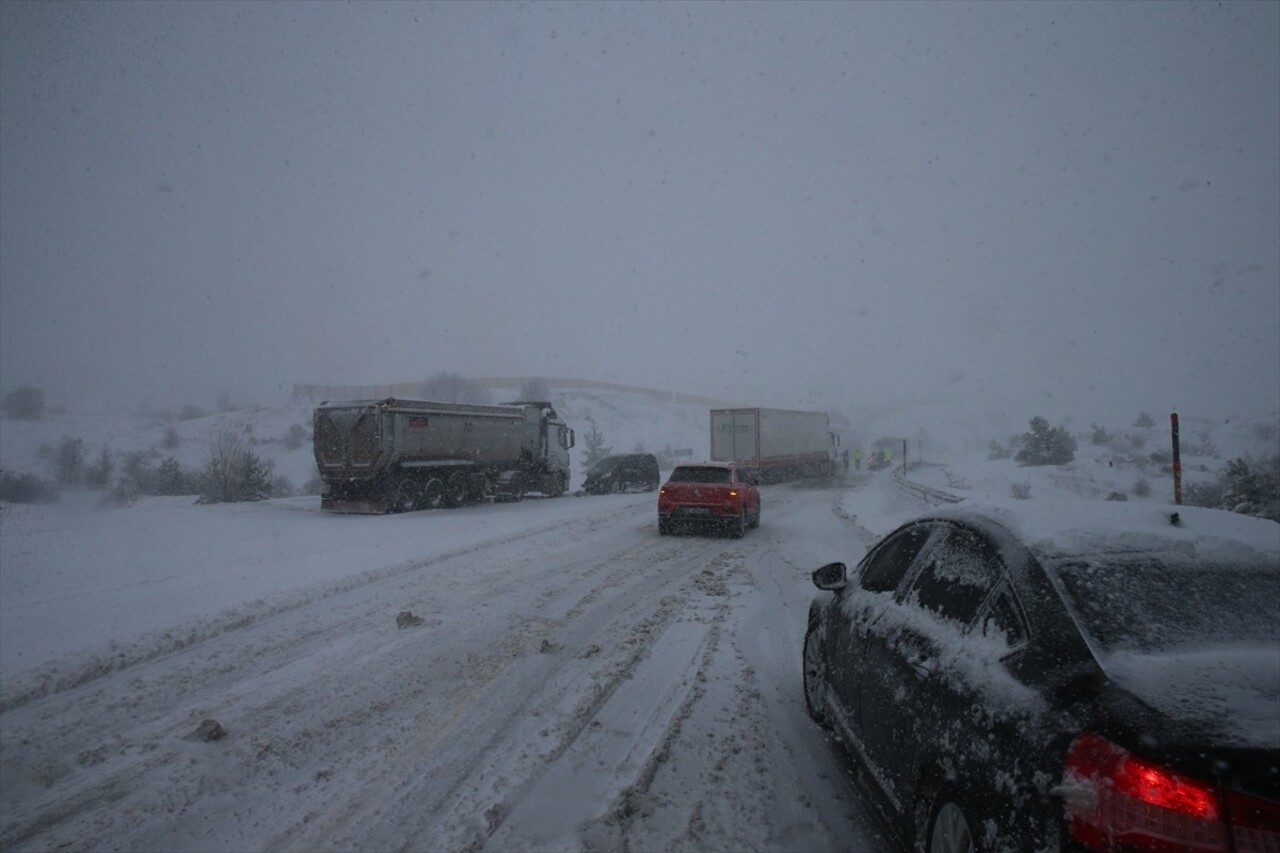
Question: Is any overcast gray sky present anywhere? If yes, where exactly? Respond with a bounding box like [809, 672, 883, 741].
[2, 0, 1277, 426]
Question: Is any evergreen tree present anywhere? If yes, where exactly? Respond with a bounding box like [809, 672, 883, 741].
[235, 450, 272, 501]
[156, 457, 188, 495]
[1015, 416, 1077, 466]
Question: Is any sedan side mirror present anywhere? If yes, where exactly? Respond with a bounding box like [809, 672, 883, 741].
[811, 562, 847, 592]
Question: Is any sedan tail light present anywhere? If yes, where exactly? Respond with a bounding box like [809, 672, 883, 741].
[1061, 733, 1229, 852]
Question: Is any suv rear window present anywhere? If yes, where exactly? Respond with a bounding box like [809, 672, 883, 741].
[668, 466, 732, 484]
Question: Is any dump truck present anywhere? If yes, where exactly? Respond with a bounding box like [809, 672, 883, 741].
[314, 398, 575, 513]
[709, 407, 839, 483]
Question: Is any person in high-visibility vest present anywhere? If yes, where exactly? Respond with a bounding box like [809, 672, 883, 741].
[852, 448, 863, 470]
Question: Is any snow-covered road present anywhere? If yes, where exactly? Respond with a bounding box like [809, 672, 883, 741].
[0, 474, 915, 851]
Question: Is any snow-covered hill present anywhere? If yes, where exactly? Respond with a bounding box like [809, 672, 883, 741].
[0, 383, 1275, 500]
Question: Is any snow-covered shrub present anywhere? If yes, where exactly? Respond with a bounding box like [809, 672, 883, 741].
[1182, 454, 1279, 521]
[0, 470, 58, 503]
[1220, 454, 1280, 522]
[1132, 478, 1151, 497]
[198, 429, 273, 504]
[1009, 482, 1032, 500]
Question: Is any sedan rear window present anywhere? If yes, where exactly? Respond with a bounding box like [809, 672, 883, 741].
[1052, 559, 1280, 653]
[668, 466, 732, 484]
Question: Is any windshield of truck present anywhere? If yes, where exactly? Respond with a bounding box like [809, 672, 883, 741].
[667, 466, 732, 484]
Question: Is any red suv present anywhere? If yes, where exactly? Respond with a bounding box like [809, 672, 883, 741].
[657, 462, 760, 537]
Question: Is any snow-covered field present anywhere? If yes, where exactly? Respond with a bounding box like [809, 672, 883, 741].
[1, 391, 1275, 851]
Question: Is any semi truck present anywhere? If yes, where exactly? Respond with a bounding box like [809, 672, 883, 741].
[709, 407, 839, 483]
[314, 398, 575, 513]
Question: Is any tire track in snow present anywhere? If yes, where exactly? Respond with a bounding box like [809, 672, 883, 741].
[0, 500, 651, 714]
[1, 502, 674, 850]
[269, 531, 743, 852]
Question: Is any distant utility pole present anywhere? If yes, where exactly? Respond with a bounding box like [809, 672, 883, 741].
[1170, 412, 1182, 505]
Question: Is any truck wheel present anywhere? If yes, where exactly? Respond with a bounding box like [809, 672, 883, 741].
[394, 480, 421, 513]
[548, 474, 565, 497]
[509, 473, 526, 502]
[445, 473, 468, 508]
[423, 478, 446, 510]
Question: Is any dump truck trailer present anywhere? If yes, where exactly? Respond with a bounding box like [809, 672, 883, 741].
[709, 407, 838, 483]
[314, 398, 574, 513]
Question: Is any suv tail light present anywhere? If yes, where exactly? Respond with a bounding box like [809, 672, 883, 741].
[1062, 733, 1229, 852]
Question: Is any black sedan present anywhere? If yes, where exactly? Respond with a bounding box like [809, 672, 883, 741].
[802, 499, 1280, 852]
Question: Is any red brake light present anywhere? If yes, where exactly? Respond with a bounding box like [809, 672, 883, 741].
[1114, 753, 1220, 821]
[1062, 733, 1229, 853]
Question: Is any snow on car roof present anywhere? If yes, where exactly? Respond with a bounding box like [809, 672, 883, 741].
[930, 497, 1280, 567]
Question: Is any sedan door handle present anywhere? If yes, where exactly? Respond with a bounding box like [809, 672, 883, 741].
[905, 649, 935, 678]
[910, 660, 933, 678]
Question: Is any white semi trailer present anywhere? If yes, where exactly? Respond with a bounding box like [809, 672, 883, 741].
[314, 398, 574, 513]
[709, 407, 839, 483]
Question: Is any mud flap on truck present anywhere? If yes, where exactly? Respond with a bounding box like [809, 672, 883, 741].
[493, 471, 526, 502]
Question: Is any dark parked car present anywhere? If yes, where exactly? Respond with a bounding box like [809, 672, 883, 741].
[802, 499, 1280, 852]
[582, 453, 660, 494]
[657, 461, 760, 537]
